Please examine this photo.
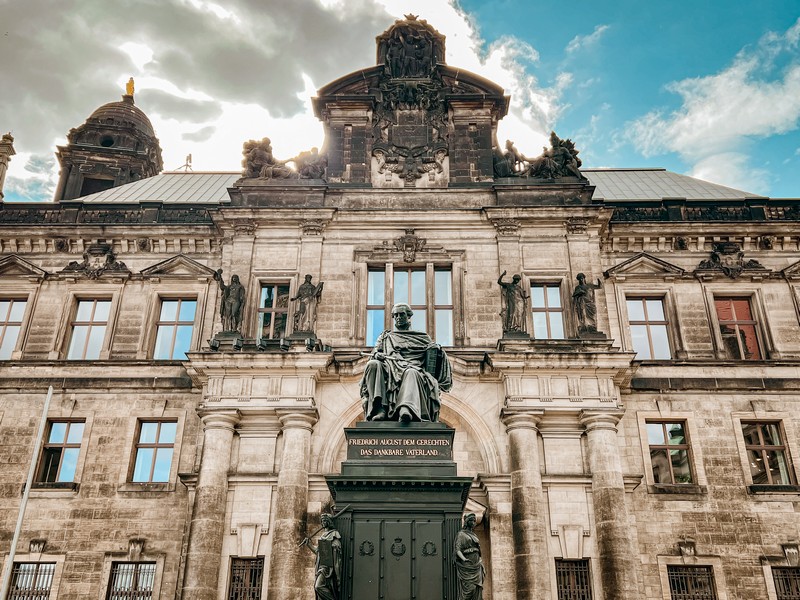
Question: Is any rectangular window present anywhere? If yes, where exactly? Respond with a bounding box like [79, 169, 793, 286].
[774, 567, 800, 600]
[627, 297, 671, 359]
[714, 297, 761, 360]
[259, 284, 289, 340]
[555, 559, 593, 600]
[132, 421, 177, 483]
[667, 565, 718, 600]
[0, 298, 26, 359]
[531, 283, 564, 339]
[366, 266, 453, 347]
[37, 421, 84, 484]
[67, 299, 110, 360]
[647, 421, 693, 484]
[153, 298, 196, 359]
[228, 558, 264, 600]
[106, 562, 155, 600]
[741, 421, 795, 485]
[7, 563, 55, 600]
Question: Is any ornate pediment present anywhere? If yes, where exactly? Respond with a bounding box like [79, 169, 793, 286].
[0, 254, 48, 279]
[781, 259, 800, 280]
[604, 253, 684, 280]
[140, 254, 217, 279]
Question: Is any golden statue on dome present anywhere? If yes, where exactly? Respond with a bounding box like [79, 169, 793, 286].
[126, 77, 135, 96]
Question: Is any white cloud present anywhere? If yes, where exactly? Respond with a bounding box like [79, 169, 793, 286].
[688, 153, 770, 196]
[627, 17, 800, 194]
[566, 25, 609, 54]
[3, 0, 564, 198]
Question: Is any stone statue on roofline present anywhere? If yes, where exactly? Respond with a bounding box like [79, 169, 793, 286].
[494, 132, 587, 181]
[241, 137, 327, 180]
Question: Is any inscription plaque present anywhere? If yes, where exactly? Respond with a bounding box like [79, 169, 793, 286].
[346, 428, 453, 461]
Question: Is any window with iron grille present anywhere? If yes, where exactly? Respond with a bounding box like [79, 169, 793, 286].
[531, 283, 564, 339]
[366, 266, 453, 347]
[7, 563, 55, 600]
[646, 421, 693, 484]
[667, 565, 718, 600]
[106, 562, 155, 600]
[555, 559, 593, 600]
[67, 299, 111, 360]
[227, 557, 264, 600]
[0, 298, 26, 360]
[37, 421, 84, 484]
[259, 283, 290, 340]
[714, 297, 761, 360]
[741, 421, 796, 485]
[131, 421, 177, 483]
[774, 567, 800, 600]
[153, 298, 196, 359]
[627, 297, 671, 359]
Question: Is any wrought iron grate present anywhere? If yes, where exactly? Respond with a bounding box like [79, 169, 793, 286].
[555, 559, 593, 600]
[227, 558, 264, 600]
[774, 567, 800, 600]
[7, 563, 55, 600]
[107, 562, 155, 600]
[667, 565, 718, 600]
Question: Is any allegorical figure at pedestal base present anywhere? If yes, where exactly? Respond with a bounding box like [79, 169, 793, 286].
[301, 513, 342, 600]
[360, 302, 452, 423]
[454, 513, 485, 600]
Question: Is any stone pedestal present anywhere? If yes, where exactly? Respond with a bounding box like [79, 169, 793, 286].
[266, 411, 318, 600]
[326, 422, 473, 600]
[580, 410, 641, 600]
[182, 410, 240, 600]
[501, 410, 551, 600]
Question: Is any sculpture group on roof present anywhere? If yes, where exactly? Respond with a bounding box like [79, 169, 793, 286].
[241, 137, 328, 181]
[493, 132, 586, 181]
[378, 14, 444, 79]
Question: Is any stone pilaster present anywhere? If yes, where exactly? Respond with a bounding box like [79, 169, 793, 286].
[182, 410, 240, 600]
[579, 410, 641, 600]
[501, 410, 551, 600]
[266, 411, 318, 600]
[479, 475, 516, 600]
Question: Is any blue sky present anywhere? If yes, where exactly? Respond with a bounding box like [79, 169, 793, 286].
[2, 0, 799, 200]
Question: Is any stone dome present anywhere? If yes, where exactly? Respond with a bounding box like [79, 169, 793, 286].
[88, 94, 155, 138]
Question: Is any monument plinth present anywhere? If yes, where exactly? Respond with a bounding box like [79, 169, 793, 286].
[327, 422, 473, 600]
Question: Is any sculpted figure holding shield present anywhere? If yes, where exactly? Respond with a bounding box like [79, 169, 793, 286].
[360, 303, 452, 423]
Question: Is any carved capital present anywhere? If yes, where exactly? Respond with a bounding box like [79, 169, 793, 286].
[232, 219, 257, 235]
[500, 409, 544, 433]
[565, 217, 590, 234]
[491, 218, 520, 236]
[277, 410, 318, 432]
[199, 410, 241, 432]
[301, 219, 327, 236]
[579, 409, 624, 432]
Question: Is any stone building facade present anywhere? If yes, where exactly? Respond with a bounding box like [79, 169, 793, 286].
[1, 15, 800, 600]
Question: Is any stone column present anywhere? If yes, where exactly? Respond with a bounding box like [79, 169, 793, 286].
[501, 410, 551, 600]
[182, 410, 240, 600]
[579, 410, 641, 600]
[267, 411, 318, 600]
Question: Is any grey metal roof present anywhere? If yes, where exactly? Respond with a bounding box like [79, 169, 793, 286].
[78, 172, 239, 204]
[73, 168, 765, 204]
[584, 168, 765, 202]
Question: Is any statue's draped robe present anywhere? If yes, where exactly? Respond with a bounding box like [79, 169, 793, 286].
[360, 330, 452, 421]
[314, 529, 342, 600]
[454, 528, 484, 600]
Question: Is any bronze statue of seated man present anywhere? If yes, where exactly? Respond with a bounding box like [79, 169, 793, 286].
[360, 303, 452, 423]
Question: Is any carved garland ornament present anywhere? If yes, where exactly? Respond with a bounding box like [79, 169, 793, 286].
[359, 540, 375, 556]
[393, 229, 427, 262]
